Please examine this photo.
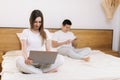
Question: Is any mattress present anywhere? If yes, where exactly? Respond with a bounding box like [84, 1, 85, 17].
[1, 50, 120, 80]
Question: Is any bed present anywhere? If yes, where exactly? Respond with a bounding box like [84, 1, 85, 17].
[0, 27, 120, 80]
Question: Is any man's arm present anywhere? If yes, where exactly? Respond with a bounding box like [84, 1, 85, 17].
[52, 40, 71, 48]
[72, 38, 77, 48]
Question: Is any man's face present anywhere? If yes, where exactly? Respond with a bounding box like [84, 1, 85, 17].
[62, 24, 71, 32]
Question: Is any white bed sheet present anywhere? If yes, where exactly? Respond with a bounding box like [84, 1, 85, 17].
[1, 50, 120, 80]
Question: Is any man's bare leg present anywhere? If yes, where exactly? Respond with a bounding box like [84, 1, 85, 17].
[81, 57, 90, 62]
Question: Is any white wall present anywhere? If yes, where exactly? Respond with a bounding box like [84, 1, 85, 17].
[0, 0, 119, 51]
[112, 6, 120, 51]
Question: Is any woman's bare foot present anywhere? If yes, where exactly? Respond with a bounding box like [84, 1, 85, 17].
[81, 57, 90, 62]
[46, 69, 58, 73]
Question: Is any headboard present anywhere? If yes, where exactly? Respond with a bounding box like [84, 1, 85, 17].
[48, 29, 113, 50]
[0, 28, 24, 52]
[0, 27, 113, 53]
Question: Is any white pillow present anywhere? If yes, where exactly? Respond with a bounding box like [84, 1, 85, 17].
[16, 32, 57, 51]
[16, 33, 22, 43]
[16, 33, 22, 38]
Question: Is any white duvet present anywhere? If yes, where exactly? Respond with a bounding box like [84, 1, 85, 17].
[1, 50, 120, 80]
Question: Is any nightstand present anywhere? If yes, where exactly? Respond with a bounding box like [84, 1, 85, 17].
[0, 51, 4, 72]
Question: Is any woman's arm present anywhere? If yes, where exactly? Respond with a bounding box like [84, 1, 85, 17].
[46, 40, 51, 51]
[21, 40, 32, 64]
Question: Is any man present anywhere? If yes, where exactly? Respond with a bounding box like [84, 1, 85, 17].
[52, 19, 91, 62]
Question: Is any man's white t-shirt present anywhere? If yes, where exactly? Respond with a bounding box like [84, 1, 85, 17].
[20, 29, 51, 56]
[52, 30, 76, 49]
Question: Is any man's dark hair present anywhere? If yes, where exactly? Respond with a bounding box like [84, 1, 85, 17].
[62, 19, 72, 26]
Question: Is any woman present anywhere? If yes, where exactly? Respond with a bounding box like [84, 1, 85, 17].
[16, 10, 64, 74]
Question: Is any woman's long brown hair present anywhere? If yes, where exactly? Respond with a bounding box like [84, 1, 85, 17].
[29, 10, 46, 45]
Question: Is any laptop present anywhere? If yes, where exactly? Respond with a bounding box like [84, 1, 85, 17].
[29, 51, 57, 65]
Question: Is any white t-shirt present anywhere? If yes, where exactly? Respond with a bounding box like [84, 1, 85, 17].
[52, 30, 76, 49]
[20, 29, 51, 56]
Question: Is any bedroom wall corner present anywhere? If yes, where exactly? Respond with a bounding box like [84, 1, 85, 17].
[112, 5, 120, 51]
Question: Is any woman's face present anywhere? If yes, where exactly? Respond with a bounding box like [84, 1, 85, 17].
[33, 17, 42, 30]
